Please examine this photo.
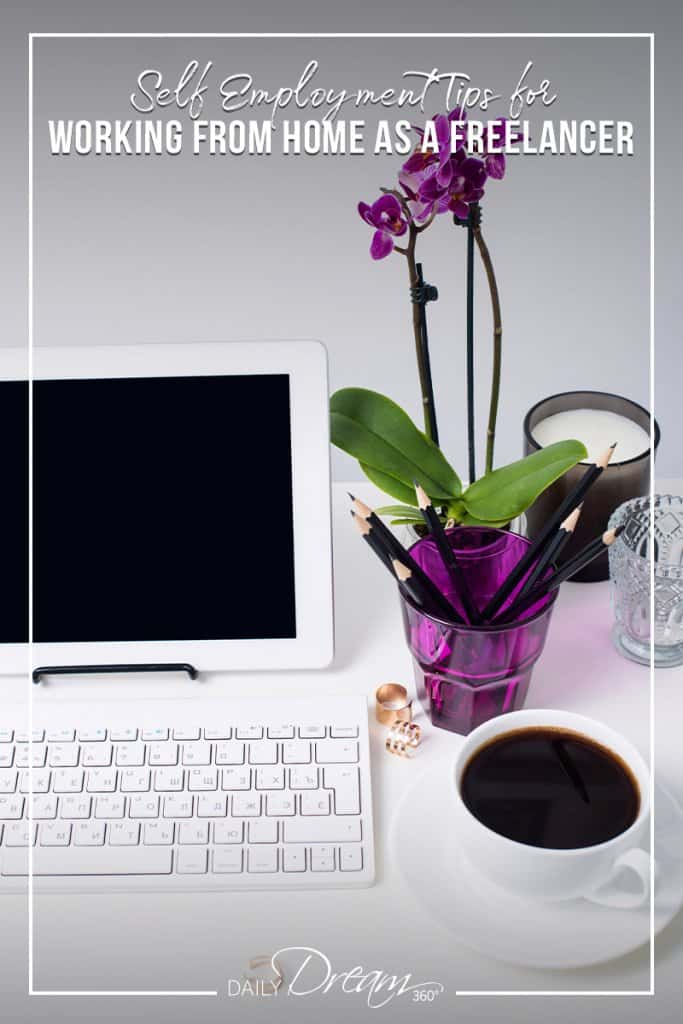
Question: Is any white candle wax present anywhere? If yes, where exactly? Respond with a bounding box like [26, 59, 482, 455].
[532, 408, 650, 464]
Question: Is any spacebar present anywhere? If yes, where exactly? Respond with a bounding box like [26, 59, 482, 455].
[1, 847, 173, 877]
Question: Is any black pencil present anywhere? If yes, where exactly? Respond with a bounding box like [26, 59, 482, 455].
[515, 505, 582, 603]
[496, 525, 624, 624]
[351, 510, 393, 569]
[350, 495, 462, 622]
[481, 443, 617, 620]
[414, 482, 481, 625]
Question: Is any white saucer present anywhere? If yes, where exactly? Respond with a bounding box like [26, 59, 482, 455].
[392, 762, 683, 969]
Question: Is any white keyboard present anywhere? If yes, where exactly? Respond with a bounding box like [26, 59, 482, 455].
[0, 695, 374, 892]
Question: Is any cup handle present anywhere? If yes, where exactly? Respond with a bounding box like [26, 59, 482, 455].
[586, 849, 655, 909]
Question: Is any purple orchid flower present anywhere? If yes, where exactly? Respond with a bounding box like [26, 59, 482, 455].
[443, 154, 487, 219]
[475, 118, 523, 180]
[358, 194, 408, 260]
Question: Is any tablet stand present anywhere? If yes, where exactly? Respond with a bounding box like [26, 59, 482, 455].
[32, 663, 198, 685]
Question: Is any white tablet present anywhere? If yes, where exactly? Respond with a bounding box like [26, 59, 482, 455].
[0, 341, 333, 674]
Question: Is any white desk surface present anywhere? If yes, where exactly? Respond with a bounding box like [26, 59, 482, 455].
[2, 481, 682, 1024]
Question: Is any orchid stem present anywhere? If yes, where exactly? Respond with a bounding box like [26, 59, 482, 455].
[466, 209, 476, 484]
[406, 225, 439, 444]
[473, 219, 502, 475]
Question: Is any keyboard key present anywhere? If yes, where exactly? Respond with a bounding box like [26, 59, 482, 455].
[2, 846, 172, 876]
[232, 793, 261, 817]
[283, 741, 311, 764]
[109, 727, 138, 742]
[16, 744, 47, 769]
[301, 791, 330, 816]
[256, 767, 285, 790]
[82, 743, 113, 768]
[266, 792, 295, 816]
[95, 795, 125, 819]
[144, 822, 174, 845]
[315, 740, 359, 764]
[324, 766, 361, 815]
[0, 730, 13, 743]
[53, 768, 84, 794]
[77, 728, 107, 742]
[299, 725, 326, 738]
[176, 848, 207, 874]
[221, 768, 250, 791]
[340, 845, 363, 871]
[86, 768, 117, 793]
[16, 730, 45, 744]
[267, 724, 294, 739]
[115, 744, 146, 767]
[196, 794, 227, 818]
[182, 742, 211, 766]
[215, 741, 245, 765]
[178, 822, 209, 845]
[188, 768, 218, 792]
[0, 771, 17, 794]
[128, 795, 160, 819]
[163, 794, 193, 818]
[310, 845, 336, 872]
[154, 769, 184, 792]
[74, 822, 106, 847]
[283, 848, 306, 872]
[236, 726, 263, 740]
[0, 796, 24, 820]
[213, 821, 243, 844]
[141, 728, 168, 742]
[212, 848, 242, 873]
[148, 743, 178, 766]
[47, 728, 76, 743]
[330, 726, 359, 739]
[283, 818, 362, 844]
[109, 822, 140, 846]
[289, 767, 318, 790]
[49, 744, 80, 768]
[31, 795, 58, 819]
[59, 796, 92, 820]
[248, 820, 278, 844]
[248, 741, 278, 765]
[204, 727, 231, 741]
[40, 822, 72, 846]
[120, 769, 150, 793]
[19, 770, 51, 794]
[172, 728, 200, 741]
[0, 749, 14, 768]
[247, 847, 278, 873]
[5, 822, 37, 847]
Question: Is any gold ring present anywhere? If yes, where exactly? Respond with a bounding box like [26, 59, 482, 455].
[386, 720, 421, 758]
[241, 954, 283, 995]
[375, 683, 413, 725]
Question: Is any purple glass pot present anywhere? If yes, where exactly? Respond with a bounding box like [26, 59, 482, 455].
[399, 527, 557, 735]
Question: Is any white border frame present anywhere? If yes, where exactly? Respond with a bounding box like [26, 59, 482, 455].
[15, 340, 333, 673]
[26, 31, 655, 1001]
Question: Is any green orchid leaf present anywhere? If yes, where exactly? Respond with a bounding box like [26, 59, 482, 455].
[331, 388, 462, 500]
[375, 504, 421, 519]
[359, 463, 418, 506]
[458, 511, 514, 528]
[462, 440, 587, 523]
[389, 519, 425, 526]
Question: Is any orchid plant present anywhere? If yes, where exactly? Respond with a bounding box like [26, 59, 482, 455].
[331, 108, 586, 528]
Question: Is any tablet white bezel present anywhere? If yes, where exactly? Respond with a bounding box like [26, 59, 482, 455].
[0, 341, 334, 674]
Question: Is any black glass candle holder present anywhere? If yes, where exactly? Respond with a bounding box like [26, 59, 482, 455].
[523, 391, 660, 582]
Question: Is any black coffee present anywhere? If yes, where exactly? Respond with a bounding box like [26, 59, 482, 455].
[460, 727, 640, 849]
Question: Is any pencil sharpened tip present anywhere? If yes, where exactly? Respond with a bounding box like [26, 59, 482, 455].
[347, 492, 356, 501]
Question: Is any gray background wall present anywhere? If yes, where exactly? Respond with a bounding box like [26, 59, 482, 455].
[1, 0, 680, 483]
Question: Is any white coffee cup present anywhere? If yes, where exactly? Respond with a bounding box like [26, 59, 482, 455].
[452, 708, 652, 907]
